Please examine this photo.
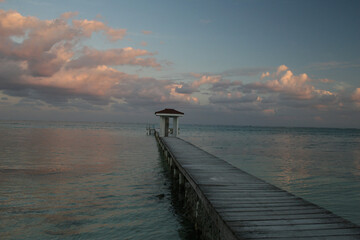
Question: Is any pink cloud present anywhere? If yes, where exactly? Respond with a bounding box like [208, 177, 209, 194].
[318, 78, 334, 83]
[165, 84, 199, 104]
[263, 109, 275, 115]
[60, 11, 79, 20]
[265, 70, 314, 99]
[27, 42, 74, 77]
[174, 73, 224, 95]
[24, 66, 124, 97]
[67, 47, 160, 69]
[142, 30, 152, 35]
[260, 71, 270, 79]
[276, 64, 288, 75]
[0, 10, 192, 109]
[207, 65, 341, 114]
[0, 12, 77, 76]
[72, 19, 126, 41]
[0, 9, 38, 37]
[352, 88, 360, 102]
[191, 74, 222, 88]
[0, 10, 149, 75]
[17, 64, 197, 106]
[105, 28, 127, 41]
[251, 66, 336, 100]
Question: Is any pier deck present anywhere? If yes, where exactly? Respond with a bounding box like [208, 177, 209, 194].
[159, 136, 360, 239]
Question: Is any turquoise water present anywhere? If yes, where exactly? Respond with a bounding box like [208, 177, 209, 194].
[0, 121, 195, 239]
[180, 125, 360, 226]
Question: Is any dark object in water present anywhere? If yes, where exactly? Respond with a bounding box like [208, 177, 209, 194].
[156, 193, 165, 200]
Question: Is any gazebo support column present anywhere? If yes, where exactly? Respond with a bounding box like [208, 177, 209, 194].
[159, 116, 165, 137]
[165, 117, 169, 137]
[173, 117, 179, 137]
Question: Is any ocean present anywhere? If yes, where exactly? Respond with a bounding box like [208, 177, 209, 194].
[0, 121, 195, 240]
[1, 121, 359, 239]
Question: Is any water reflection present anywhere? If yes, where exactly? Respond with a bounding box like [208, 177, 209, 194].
[0, 122, 195, 239]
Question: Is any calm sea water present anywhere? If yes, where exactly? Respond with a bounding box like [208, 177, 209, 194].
[180, 124, 360, 226]
[0, 121, 195, 240]
[1, 121, 359, 240]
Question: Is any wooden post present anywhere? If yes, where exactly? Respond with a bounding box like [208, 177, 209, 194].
[173, 167, 178, 178]
[179, 172, 185, 188]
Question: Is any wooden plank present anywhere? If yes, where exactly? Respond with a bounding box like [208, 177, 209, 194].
[160, 137, 360, 239]
[234, 222, 360, 232]
[227, 217, 350, 226]
[256, 237, 360, 240]
[220, 208, 330, 217]
[237, 228, 360, 239]
[216, 205, 323, 213]
[214, 202, 310, 208]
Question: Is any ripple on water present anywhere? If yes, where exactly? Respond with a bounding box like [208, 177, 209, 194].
[0, 122, 195, 239]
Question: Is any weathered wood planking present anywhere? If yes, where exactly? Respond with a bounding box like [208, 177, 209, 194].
[160, 137, 360, 240]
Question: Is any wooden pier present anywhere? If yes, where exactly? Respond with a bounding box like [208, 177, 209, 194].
[156, 134, 360, 239]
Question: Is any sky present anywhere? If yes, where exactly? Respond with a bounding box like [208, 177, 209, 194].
[0, 0, 359, 128]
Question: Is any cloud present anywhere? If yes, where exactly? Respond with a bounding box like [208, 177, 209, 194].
[221, 67, 271, 78]
[191, 74, 222, 88]
[206, 65, 342, 115]
[1, 9, 358, 127]
[105, 28, 127, 41]
[175, 83, 197, 94]
[276, 64, 288, 75]
[72, 19, 126, 41]
[2, 64, 198, 108]
[0, 10, 129, 77]
[260, 72, 270, 79]
[27, 43, 74, 77]
[317, 78, 334, 83]
[166, 84, 199, 104]
[211, 80, 242, 92]
[210, 92, 260, 104]
[0, 9, 38, 36]
[60, 11, 79, 20]
[67, 47, 161, 69]
[24, 66, 127, 98]
[263, 109, 275, 115]
[0, 58, 23, 79]
[142, 30, 152, 35]
[0, 10, 195, 110]
[244, 65, 333, 100]
[177, 67, 342, 115]
[352, 88, 360, 103]
[266, 71, 313, 99]
[172, 73, 224, 95]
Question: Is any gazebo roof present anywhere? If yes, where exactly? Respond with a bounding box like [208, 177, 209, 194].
[155, 108, 184, 116]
